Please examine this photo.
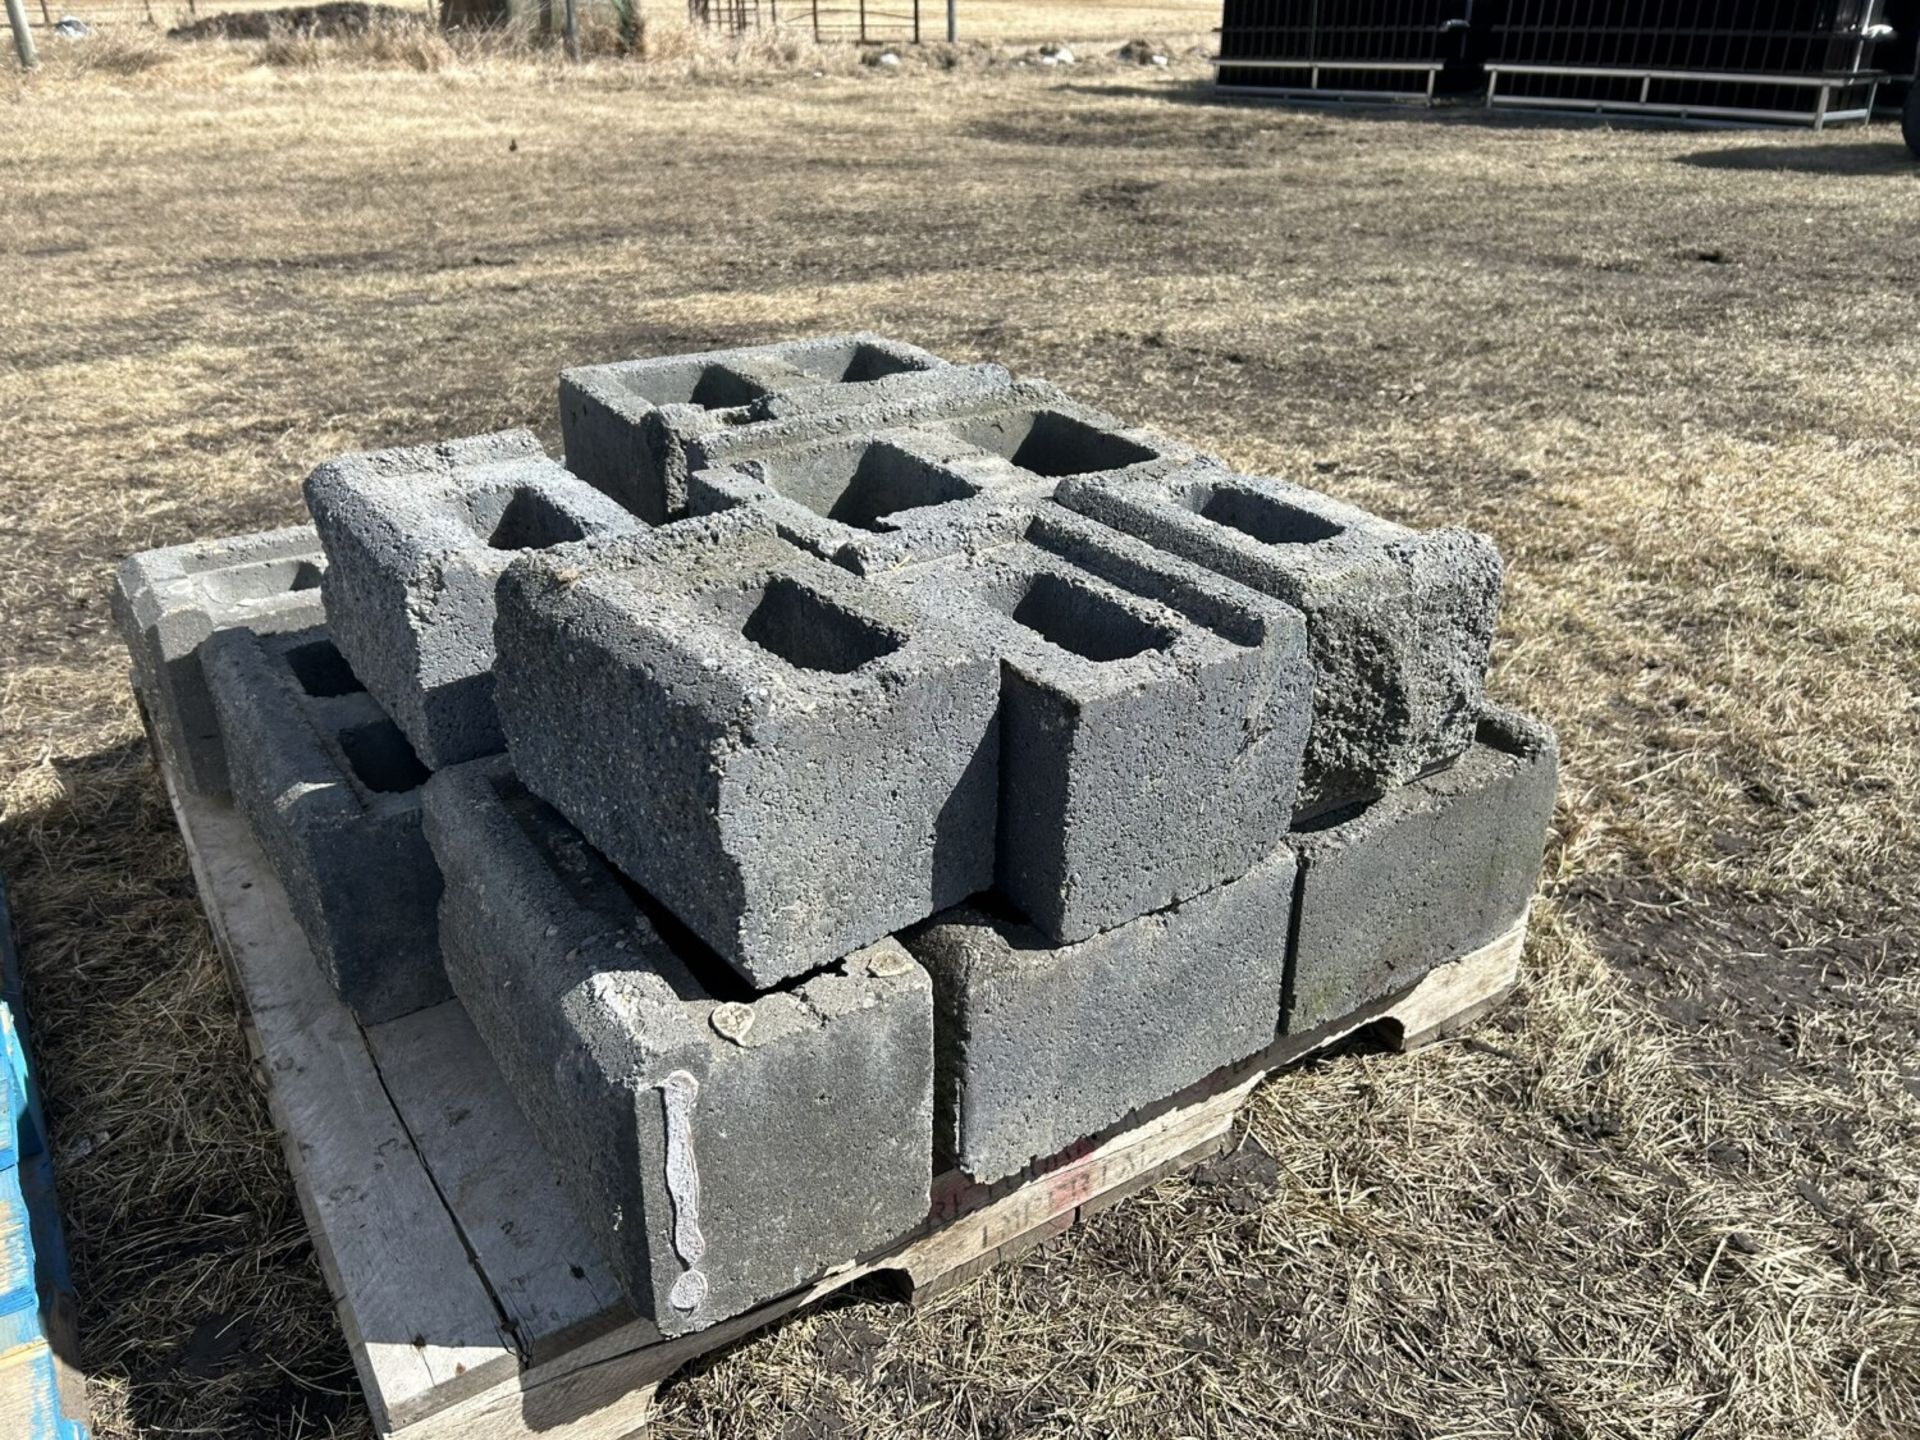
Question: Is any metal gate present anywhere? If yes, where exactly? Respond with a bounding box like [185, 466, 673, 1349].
[1483, 1, 1892, 128]
[689, 0, 922, 43]
[1214, 0, 1482, 102]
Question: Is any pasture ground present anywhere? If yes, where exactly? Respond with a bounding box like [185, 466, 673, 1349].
[2, 16, 1917, 1439]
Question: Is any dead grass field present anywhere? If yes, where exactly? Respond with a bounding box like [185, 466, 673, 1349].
[2, 27, 1918, 1440]
[37, 0, 1216, 48]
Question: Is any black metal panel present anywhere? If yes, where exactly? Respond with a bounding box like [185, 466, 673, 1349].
[1878, 0, 1917, 107]
[1486, 1, 1884, 76]
[1217, 0, 1481, 92]
[1483, 0, 1888, 120]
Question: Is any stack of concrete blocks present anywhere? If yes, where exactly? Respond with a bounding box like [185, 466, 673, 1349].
[114, 333, 1558, 1349]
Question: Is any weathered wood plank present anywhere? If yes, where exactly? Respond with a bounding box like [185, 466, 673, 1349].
[1391, 919, 1526, 1050]
[166, 777, 519, 1433]
[364, 1002, 631, 1364]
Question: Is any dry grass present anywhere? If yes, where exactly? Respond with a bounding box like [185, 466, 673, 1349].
[37, 0, 1214, 52]
[2, 33, 1918, 1440]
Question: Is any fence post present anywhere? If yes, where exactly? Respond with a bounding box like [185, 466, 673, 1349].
[563, 0, 578, 58]
[946, 0, 954, 42]
[5, 0, 34, 71]
[811, 0, 818, 41]
[911, 0, 917, 44]
[858, 0, 865, 44]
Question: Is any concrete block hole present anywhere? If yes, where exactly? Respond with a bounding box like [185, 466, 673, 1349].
[623, 360, 769, 411]
[790, 338, 935, 385]
[197, 556, 324, 603]
[946, 409, 1157, 479]
[473, 487, 598, 552]
[740, 576, 904, 674]
[1010, 572, 1175, 664]
[284, 638, 364, 699]
[1190, 484, 1344, 546]
[759, 443, 979, 531]
[337, 718, 431, 794]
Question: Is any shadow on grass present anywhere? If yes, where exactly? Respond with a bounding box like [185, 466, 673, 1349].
[1076, 82, 1920, 157]
[1675, 140, 1920, 175]
[0, 741, 366, 1440]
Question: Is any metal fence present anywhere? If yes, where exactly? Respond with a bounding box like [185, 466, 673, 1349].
[1482, 1, 1892, 126]
[1215, 0, 1482, 100]
[1213, 1, 1897, 126]
[688, 0, 922, 42]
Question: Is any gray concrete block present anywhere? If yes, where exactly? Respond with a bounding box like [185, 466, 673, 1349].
[1284, 704, 1558, 1033]
[686, 386, 1210, 578]
[111, 527, 328, 795]
[902, 840, 1298, 1185]
[304, 429, 641, 770]
[203, 624, 446, 1024]
[889, 506, 1311, 943]
[560, 334, 1011, 525]
[1056, 469, 1504, 816]
[493, 507, 1001, 986]
[423, 756, 933, 1335]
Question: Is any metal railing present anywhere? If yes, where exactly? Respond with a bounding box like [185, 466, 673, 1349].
[1482, 0, 1892, 128]
[1214, 0, 1479, 101]
[690, 0, 921, 43]
[1212, 1, 1897, 127]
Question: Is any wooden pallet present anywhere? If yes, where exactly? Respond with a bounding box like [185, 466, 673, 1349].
[164, 766, 1526, 1440]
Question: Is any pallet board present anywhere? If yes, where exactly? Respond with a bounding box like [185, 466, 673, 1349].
[165, 766, 1526, 1440]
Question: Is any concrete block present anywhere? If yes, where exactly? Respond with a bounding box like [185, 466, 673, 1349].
[1057, 469, 1504, 815]
[203, 624, 446, 1024]
[493, 507, 1000, 985]
[1284, 705, 1557, 1033]
[889, 506, 1311, 943]
[112, 527, 328, 795]
[423, 757, 933, 1335]
[304, 429, 641, 770]
[560, 334, 1011, 524]
[686, 383, 1208, 577]
[902, 841, 1298, 1185]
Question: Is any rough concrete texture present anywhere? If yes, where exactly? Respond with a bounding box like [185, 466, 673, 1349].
[1285, 704, 1558, 1033]
[560, 334, 1012, 524]
[493, 506, 1001, 986]
[903, 840, 1298, 1185]
[111, 527, 328, 795]
[1057, 469, 1504, 816]
[423, 756, 933, 1335]
[889, 506, 1311, 943]
[202, 624, 447, 1024]
[686, 385, 1209, 578]
[304, 429, 641, 770]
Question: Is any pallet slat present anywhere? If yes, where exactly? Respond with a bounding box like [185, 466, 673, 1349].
[165, 777, 520, 1433]
[363, 1003, 633, 1364]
